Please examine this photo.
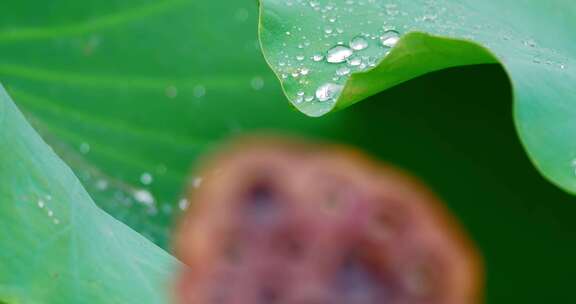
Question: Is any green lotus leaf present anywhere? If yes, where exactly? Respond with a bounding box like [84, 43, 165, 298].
[258, 0, 576, 194]
[0, 86, 179, 303]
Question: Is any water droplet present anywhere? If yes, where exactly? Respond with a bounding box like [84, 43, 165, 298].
[165, 85, 178, 98]
[140, 172, 153, 185]
[37, 199, 45, 208]
[325, 28, 334, 34]
[133, 189, 155, 206]
[349, 36, 368, 51]
[312, 54, 324, 62]
[250, 76, 265, 90]
[192, 177, 203, 188]
[96, 179, 109, 190]
[179, 198, 190, 210]
[326, 46, 353, 63]
[336, 67, 351, 76]
[296, 55, 305, 61]
[79, 142, 90, 154]
[348, 57, 362, 66]
[193, 85, 206, 98]
[380, 30, 400, 48]
[53, 218, 60, 225]
[47, 210, 54, 217]
[315, 83, 343, 102]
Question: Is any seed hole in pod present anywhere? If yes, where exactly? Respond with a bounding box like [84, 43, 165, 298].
[258, 285, 281, 304]
[272, 230, 305, 260]
[369, 200, 410, 241]
[331, 252, 393, 304]
[243, 180, 281, 224]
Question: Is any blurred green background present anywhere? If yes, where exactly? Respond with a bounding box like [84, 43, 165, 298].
[1, 0, 575, 302]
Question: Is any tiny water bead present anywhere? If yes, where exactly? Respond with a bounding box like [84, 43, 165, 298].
[380, 30, 400, 48]
[349, 36, 369, 51]
[193, 85, 206, 98]
[315, 83, 343, 102]
[165, 85, 178, 98]
[140, 172, 153, 185]
[133, 189, 155, 206]
[250, 77, 265, 90]
[326, 46, 354, 63]
[179, 198, 190, 210]
[79, 142, 90, 154]
[312, 54, 324, 62]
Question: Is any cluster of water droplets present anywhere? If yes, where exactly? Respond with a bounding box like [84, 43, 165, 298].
[269, 0, 570, 113]
[272, 0, 406, 109]
[35, 194, 61, 225]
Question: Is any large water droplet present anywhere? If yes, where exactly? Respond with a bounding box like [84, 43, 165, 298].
[380, 30, 400, 48]
[315, 83, 343, 102]
[327, 46, 353, 63]
[349, 36, 368, 51]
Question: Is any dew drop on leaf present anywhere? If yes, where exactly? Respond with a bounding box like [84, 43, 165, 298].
[193, 85, 206, 98]
[312, 54, 325, 62]
[79, 142, 91, 154]
[326, 45, 354, 63]
[315, 83, 343, 102]
[179, 198, 190, 211]
[250, 77, 265, 90]
[348, 57, 362, 66]
[380, 30, 400, 48]
[336, 66, 351, 76]
[133, 189, 155, 206]
[349, 36, 369, 51]
[165, 85, 178, 98]
[140, 172, 153, 185]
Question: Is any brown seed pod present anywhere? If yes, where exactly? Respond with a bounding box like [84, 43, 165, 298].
[174, 137, 483, 304]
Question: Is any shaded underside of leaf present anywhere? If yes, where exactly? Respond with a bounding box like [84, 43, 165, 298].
[0, 86, 178, 303]
[258, 0, 576, 195]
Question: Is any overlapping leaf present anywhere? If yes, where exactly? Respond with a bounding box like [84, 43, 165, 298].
[0, 86, 179, 303]
[259, 0, 576, 194]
